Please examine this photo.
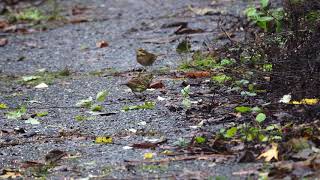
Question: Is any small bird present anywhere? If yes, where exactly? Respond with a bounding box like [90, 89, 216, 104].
[124, 73, 153, 94]
[136, 48, 157, 67]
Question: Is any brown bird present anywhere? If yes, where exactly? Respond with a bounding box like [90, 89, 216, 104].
[124, 73, 153, 94]
[136, 48, 157, 67]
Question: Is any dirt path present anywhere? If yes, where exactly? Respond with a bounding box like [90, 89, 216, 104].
[0, 0, 260, 179]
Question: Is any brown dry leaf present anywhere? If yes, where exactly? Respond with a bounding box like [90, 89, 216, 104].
[0, 38, 8, 47]
[185, 71, 211, 78]
[20, 161, 44, 169]
[0, 20, 9, 29]
[188, 5, 220, 16]
[45, 149, 67, 163]
[174, 26, 205, 35]
[0, 169, 22, 179]
[69, 17, 89, 24]
[149, 81, 165, 89]
[161, 22, 188, 28]
[71, 5, 89, 15]
[131, 138, 167, 149]
[258, 143, 279, 162]
[96, 40, 109, 48]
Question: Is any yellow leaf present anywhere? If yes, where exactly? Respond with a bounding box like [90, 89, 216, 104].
[0, 169, 22, 179]
[290, 98, 319, 105]
[144, 152, 154, 159]
[95, 136, 113, 144]
[161, 150, 173, 155]
[257, 143, 278, 162]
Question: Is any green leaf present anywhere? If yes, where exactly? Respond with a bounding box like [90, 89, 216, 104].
[96, 90, 108, 102]
[75, 115, 88, 121]
[122, 101, 156, 112]
[176, 39, 191, 53]
[220, 58, 235, 66]
[195, 136, 206, 144]
[6, 106, 27, 119]
[260, 0, 269, 8]
[76, 97, 93, 108]
[91, 104, 103, 112]
[225, 127, 237, 138]
[256, 113, 267, 123]
[235, 106, 251, 113]
[241, 91, 257, 97]
[181, 85, 190, 97]
[251, 107, 262, 113]
[211, 74, 232, 84]
[25, 118, 40, 125]
[0, 103, 8, 109]
[36, 111, 48, 117]
[22, 75, 41, 82]
[258, 16, 274, 22]
[182, 98, 191, 109]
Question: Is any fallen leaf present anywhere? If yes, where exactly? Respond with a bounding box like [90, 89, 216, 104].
[161, 21, 188, 28]
[96, 90, 108, 102]
[258, 143, 279, 162]
[157, 96, 166, 101]
[174, 26, 205, 35]
[279, 94, 292, 103]
[45, 149, 67, 163]
[0, 38, 8, 47]
[0, 103, 8, 109]
[22, 75, 41, 82]
[34, 83, 48, 89]
[185, 71, 211, 78]
[69, 17, 89, 24]
[71, 5, 89, 15]
[176, 38, 191, 53]
[20, 161, 44, 169]
[0, 20, 9, 29]
[188, 5, 220, 16]
[123, 146, 133, 150]
[149, 81, 165, 89]
[25, 118, 40, 125]
[144, 152, 154, 159]
[131, 138, 167, 149]
[95, 136, 113, 144]
[96, 40, 109, 48]
[0, 169, 22, 179]
[290, 98, 319, 105]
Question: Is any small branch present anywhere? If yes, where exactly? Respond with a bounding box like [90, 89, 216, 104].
[124, 153, 234, 164]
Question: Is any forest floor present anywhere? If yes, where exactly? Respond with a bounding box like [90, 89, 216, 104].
[0, 0, 320, 179]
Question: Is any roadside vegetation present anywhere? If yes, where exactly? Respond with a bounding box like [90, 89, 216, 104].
[0, 0, 319, 179]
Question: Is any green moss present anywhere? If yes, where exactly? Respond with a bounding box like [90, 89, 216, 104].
[179, 51, 221, 70]
[306, 10, 320, 23]
[18, 69, 71, 86]
[14, 8, 46, 22]
[211, 74, 232, 84]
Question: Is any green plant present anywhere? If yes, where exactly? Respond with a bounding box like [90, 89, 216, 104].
[179, 51, 220, 70]
[6, 106, 27, 119]
[122, 101, 156, 112]
[181, 85, 191, 109]
[14, 8, 46, 21]
[173, 138, 189, 147]
[245, 0, 284, 32]
[211, 74, 232, 84]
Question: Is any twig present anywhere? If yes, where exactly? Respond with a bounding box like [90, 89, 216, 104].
[218, 16, 234, 44]
[124, 153, 234, 164]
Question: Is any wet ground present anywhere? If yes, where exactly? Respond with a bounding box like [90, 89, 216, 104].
[0, 0, 263, 179]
